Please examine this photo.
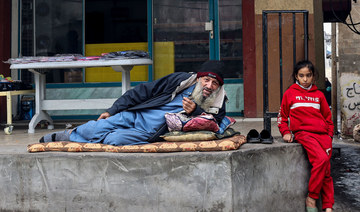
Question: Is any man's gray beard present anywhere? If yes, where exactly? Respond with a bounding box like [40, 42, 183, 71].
[190, 82, 220, 111]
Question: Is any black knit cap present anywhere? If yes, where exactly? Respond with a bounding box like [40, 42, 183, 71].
[196, 60, 225, 85]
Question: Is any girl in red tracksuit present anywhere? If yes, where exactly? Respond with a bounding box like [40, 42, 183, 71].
[277, 60, 334, 212]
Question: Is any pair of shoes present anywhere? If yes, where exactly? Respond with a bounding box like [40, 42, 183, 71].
[246, 129, 273, 144]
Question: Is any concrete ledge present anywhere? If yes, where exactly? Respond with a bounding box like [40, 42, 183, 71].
[0, 141, 310, 212]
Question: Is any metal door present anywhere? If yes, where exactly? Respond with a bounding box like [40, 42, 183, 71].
[262, 10, 309, 131]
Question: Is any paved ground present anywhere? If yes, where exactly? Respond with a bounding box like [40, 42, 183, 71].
[1, 118, 359, 211]
[331, 139, 360, 211]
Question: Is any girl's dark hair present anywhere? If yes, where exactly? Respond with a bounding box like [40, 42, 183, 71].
[292, 60, 316, 83]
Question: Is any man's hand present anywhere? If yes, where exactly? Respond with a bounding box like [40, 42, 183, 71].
[182, 97, 196, 114]
[97, 112, 111, 120]
[283, 133, 293, 143]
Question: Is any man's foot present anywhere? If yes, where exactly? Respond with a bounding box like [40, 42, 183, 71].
[39, 130, 71, 143]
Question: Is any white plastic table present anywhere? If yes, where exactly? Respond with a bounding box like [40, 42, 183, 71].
[10, 58, 152, 133]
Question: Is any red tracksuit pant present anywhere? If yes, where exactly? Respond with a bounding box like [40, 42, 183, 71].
[295, 131, 334, 209]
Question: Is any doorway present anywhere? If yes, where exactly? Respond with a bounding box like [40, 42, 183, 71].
[152, 0, 244, 115]
[153, 0, 243, 79]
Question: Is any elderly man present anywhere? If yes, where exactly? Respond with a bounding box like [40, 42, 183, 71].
[40, 60, 227, 146]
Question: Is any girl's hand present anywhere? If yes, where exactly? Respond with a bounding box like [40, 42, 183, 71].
[283, 133, 293, 143]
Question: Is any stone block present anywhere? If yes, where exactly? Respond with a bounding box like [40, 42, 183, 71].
[0, 143, 310, 212]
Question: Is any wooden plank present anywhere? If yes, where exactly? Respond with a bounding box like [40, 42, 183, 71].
[0, 90, 35, 96]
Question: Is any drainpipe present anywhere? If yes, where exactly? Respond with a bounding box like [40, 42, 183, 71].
[331, 22, 339, 134]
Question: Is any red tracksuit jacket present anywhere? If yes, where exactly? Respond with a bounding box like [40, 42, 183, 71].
[277, 83, 334, 137]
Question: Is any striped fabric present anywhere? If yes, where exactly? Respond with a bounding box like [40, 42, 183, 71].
[290, 102, 320, 110]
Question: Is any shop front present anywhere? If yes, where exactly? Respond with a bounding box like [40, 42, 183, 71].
[16, 0, 244, 119]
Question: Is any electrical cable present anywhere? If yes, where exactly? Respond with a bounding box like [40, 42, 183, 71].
[330, 0, 360, 35]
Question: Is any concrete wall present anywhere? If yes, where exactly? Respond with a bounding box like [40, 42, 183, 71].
[255, 0, 314, 14]
[0, 143, 310, 212]
[340, 73, 360, 135]
[338, 2, 360, 136]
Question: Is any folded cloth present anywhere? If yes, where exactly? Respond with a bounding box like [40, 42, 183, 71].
[165, 112, 219, 132]
[164, 112, 236, 135]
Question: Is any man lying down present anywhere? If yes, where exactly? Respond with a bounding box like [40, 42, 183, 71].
[39, 60, 227, 146]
